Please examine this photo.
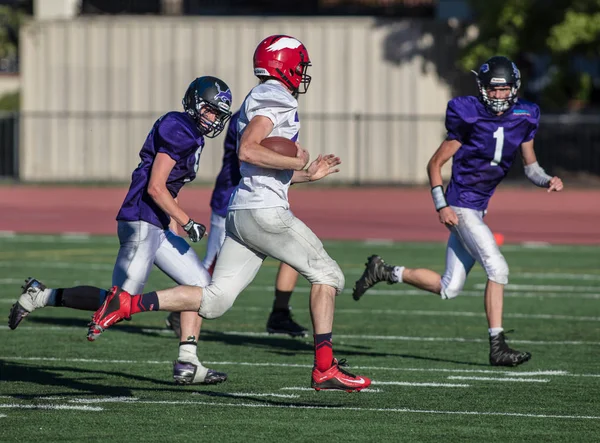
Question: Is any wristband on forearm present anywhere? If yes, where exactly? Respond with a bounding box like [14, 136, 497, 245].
[431, 186, 448, 211]
[523, 161, 552, 187]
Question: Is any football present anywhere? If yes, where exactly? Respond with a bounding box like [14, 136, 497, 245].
[260, 136, 298, 157]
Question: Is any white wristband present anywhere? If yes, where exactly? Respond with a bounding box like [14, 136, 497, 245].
[523, 161, 552, 188]
[431, 186, 448, 211]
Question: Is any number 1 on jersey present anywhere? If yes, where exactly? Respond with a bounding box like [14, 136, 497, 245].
[491, 126, 504, 166]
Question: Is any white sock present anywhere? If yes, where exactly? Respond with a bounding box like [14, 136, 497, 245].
[392, 266, 405, 283]
[178, 343, 199, 363]
[489, 327, 504, 337]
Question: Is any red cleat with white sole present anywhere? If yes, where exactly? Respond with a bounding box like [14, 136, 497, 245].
[311, 359, 371, 392]
[87, 286, 132, 341]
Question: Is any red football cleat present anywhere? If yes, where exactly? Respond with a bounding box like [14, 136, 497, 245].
[311, 359, 371, 392]
[87, 286, 132, 341]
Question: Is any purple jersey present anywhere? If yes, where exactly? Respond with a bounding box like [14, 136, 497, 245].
[209, 111, 242, 217]
[117, 112, 205, 229]
[445, 96, 540, 210]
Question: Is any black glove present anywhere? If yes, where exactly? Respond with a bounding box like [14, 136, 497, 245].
[182, 219, 206, 242]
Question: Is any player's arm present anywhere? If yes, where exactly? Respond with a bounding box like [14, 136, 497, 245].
[520, 140, 563, 192]
[427, 139, 462, 226]
[168, 197, 182, 235]
[148, 153, 205, 241]
[148, 153, 190, 226]
[238, 116, 308, 170]
[291, 154, 341, 184]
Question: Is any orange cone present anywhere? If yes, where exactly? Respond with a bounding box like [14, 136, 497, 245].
[493, 232, 505, 246]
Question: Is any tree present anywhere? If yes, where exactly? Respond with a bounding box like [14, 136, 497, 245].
[460, 0, 600, 110]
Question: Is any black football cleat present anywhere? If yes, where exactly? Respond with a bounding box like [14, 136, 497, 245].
[165, 312, 182, 339]
[489, 332, 532, 367]
[266, 309, 308, 338]
[352, 255, 396, 301]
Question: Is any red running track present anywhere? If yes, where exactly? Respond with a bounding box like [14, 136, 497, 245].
[0, 186, 598, 245]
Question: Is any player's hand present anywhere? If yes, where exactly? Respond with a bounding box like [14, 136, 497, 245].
[439, 206, 458, 227]
[182, 219, 206, 242]
[547, 176, 563, 193]
[307, 154, 341, 181]
[295, 143, 310, 170]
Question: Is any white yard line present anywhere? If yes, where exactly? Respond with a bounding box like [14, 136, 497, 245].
[72, 398, 600, 420]
[3, 356, 597, 379]
[245, 286, 600, 300]
[235, 306, 600, 322]
[191, 392, 300, 399]
[281, 387, 382, 393]
[2, 327, 599, 345]
[3, 395, 597, 419]
[475, 283, 600, 292]
[0, 404, 103, 411]
[447, 376, 549, 383]
[371, 381, 469, 387]
[516, 272, 600, 281]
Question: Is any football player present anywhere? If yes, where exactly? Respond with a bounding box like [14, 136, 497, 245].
[9, 76, 232, 385]
[165, 110, 308, 339]
[88, 34, 371, 392]
[352, 56, 563, 367]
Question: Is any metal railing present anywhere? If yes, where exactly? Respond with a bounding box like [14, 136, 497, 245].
[3, 112, 600, 183]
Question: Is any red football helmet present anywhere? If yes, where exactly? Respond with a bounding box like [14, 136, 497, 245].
[253, 35, 312, 96]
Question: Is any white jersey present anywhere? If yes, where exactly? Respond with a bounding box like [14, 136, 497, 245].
[228, 80, 299, 210]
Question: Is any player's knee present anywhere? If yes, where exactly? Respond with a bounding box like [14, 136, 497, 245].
[311, 262, 345, 294]
[332, 265, 345, 294]
[486, 257, 509, 285]
[440, 284, 461, 300]
[197, 284, 235, 319]
[440, 274, 465, 300]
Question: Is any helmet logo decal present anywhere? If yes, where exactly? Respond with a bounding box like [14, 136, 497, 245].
[480, 63, 489, 73]
[214, 82, 232, 110]
[266, 37, 302, 52]
[512, 62, 520, 79]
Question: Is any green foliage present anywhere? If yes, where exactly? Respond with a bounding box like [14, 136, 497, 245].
[460, 0, 600, 108]
[0, 5, 27, 60]
[0, 89, 19, 111]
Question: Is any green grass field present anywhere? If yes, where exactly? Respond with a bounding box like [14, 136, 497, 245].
[1, 234, 599, 442]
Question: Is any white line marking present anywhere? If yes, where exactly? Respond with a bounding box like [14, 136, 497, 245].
[191, 392, 300, 399]
[517, 272, 600, 281]
[248, 286, 600, 300]
[0, 297, 598, 322]
[75, 398, 600, 420]
[236, 306, 600, 322]
[448, 376, 549, 383]
[4, 356, 593, 378]
[281, 387, 382, 393]
[475, 283, 600, 292]
[0, 278, 24, 285]
[371, 381, 469, 387]
[520, 241, 551, 248]
[68, 397, 139, 403]
[218, 332, 600, 346]
[0, 404, 103, 411]
[0, 414, 6, 418]
[3, 328, 599, 345]
[0, 261, 114, 271]
[61, 233, 91, 240]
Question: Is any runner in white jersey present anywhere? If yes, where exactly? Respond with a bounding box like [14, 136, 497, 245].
[88, 35, 372, 392]
[229, 79, 300, 210]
